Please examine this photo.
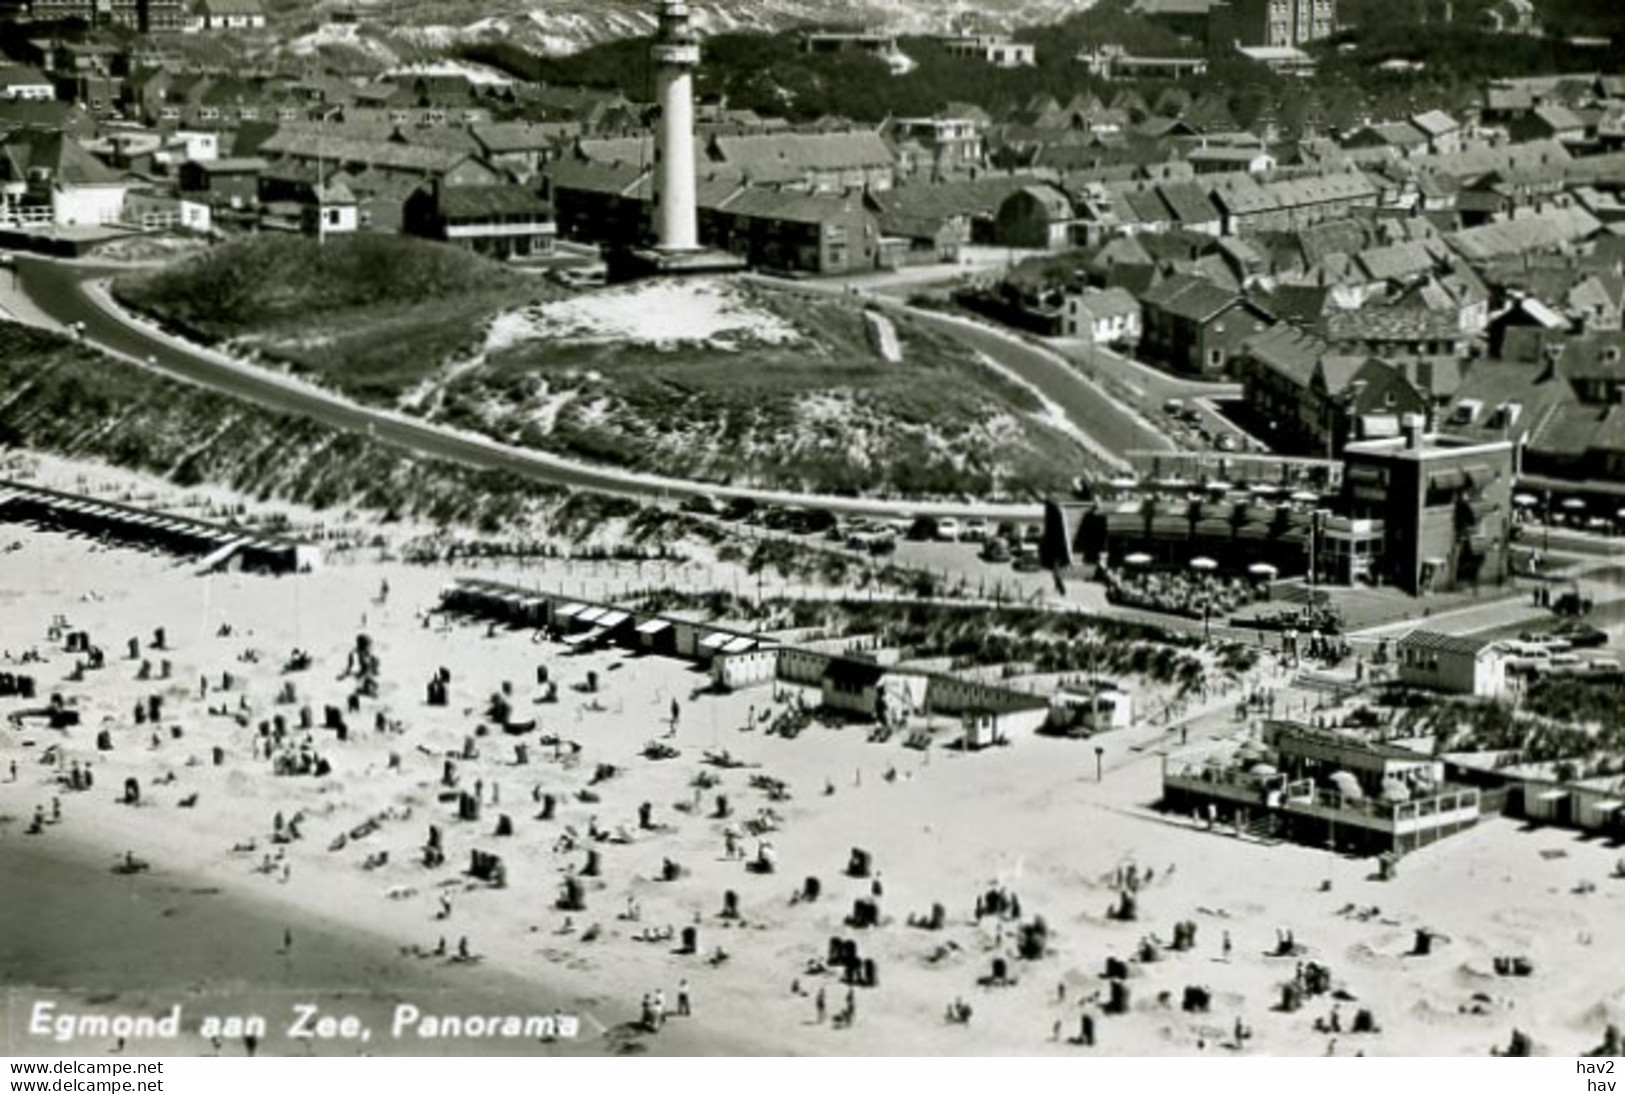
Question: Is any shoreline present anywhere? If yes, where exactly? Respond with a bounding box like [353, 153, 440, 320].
[0, 832, 752, 1057]
[4, 526, 1625, 1058]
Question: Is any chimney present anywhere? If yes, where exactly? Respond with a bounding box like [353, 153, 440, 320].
[1401, 412, 1426, 450]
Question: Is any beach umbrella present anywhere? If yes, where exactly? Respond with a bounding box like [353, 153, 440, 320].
[1190, 556, 1218, 572]
[1248, 562, 1279, 578]
[1249, 762, 1279, 777]
[1513, 494, 1538, 507]
[1108, 477, 1139, 489]
[1205, 481, 1234, 492]
[1249, 483, 1278, 495]
[1291, 491, 1319, 503]
[1562, 498, 1586, 511]
[1328, 771, 1363, 800]
[1124, 552, 1152, 566]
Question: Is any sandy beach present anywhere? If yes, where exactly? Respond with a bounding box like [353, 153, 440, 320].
[3, 479, 1624, 1058]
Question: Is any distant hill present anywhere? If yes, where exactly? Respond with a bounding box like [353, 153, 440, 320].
[304, 0, 1098, 57]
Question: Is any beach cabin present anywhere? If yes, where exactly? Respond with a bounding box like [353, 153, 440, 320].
[712, 646, 780, 691]
[821, 657, 889, 719]
[964, 711, 1009, 750]
[635, 617, 677, 656]
[1523, 784, 1573, 825]
[1397, 631, 1507, 698]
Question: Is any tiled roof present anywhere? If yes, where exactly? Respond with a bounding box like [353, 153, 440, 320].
[0, 66, 51, 87]
[1557, 331, 1625, 382]
[1356, 239, 1442, 283]
[1158, 180, 1219, 224]
[432, 184, 551, 220]
[1073, 287, 1141, 320]
[1326, 307, 1463, 344]
[1532, 402, 1625, 458]
[1398, 630, 1497, 657]
[1532, 104, 1586, 133]
[1258, 283, 1335, 327]
[546, 158, 647, 197]
[709, 130, 894, 184]
[1448, 207, 1602, 261]
[1410, 110, 1460, 137]
[711, 187, 868, 226]
[258, 129, 472, 173]
[473, 121, 578, 154]
[1141, 272, 1241, 323]
[0, 128, 121, 186]
[1244, 322, 1329, 386]
[576, 136, 655, 166]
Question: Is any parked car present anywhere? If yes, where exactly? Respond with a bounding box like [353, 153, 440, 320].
[906, 515, 938, 541]
[936, 518, 962, 542]
[680, 495, 719, 517]
[1553, 621, 1609, 648]
[980, 538, 1012, 563]
[960, 518, 990, 543]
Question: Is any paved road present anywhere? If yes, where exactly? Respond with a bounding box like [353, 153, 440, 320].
[10, 256, 1044, 522]
[902, 309, 1170, 461]
[753, 275, 1169, 465]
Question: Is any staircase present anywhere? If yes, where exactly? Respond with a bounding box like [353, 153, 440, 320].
[1241, 811, 1281, 843]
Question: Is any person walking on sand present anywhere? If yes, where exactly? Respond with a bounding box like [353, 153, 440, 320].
[815, 987, 826, 1023]
[677, 979, 691, 1017]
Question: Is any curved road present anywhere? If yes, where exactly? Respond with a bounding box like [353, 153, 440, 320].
[750, 274, 1169, 463]
[12, 256, 1052, 522]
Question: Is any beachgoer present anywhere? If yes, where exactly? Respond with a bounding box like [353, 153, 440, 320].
[677, 979, 691, 1016]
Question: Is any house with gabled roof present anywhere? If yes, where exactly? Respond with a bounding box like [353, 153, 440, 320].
[1343, 122, 1429, 159]
[705, 130, 895, 194]
[188, 0, 267, 31]
[1510, 104, 1587, 147]
[864, 175, 1033, 259]
[1239, 322, 1432, 456]
[403, 181, 555, 260]
[1139, 272, 1272, 376]
[0, 127, 132, 227]
[995, 184, 1074, 249]
[1410, 110, 1464, 155]
[1062, 286, 1141, 345]
[1398, 631, 1507, 697]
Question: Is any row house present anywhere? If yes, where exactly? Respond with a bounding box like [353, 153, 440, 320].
[186, 0, 266, 31]
[403, 182, 555, 260]
[701, 187, 879, 276]
[1240, 323, 1432, 457]
[1139, 272, 1273, 376]
[705, 130, 896, 195]
[1208, 171, 1380, 235]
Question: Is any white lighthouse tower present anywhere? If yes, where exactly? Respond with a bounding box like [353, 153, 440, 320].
[652, 0, 701, 252]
